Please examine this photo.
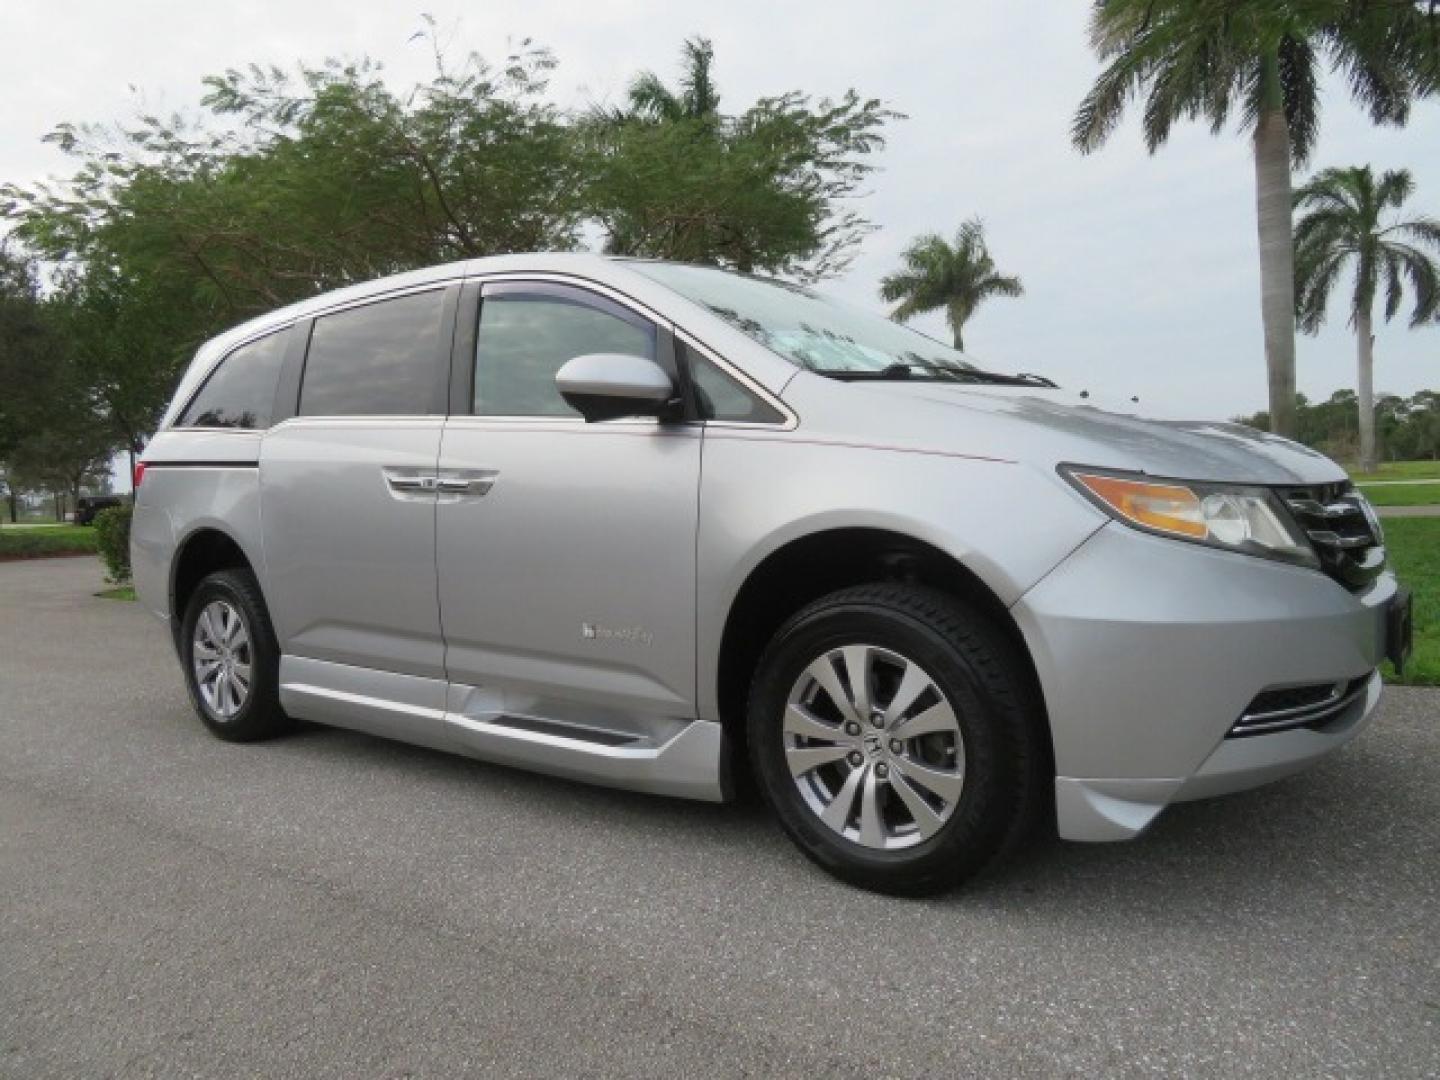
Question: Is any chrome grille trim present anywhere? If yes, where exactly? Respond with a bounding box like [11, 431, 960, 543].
[1279, 483, 1384, 590]
[1230, 676, 1370, 737]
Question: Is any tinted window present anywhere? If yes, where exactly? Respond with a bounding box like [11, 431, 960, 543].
[475, 291, 656, 417]
[683, 343, 785, 424]
[300, 290, 445, 416]
[179, 330, 288, 429]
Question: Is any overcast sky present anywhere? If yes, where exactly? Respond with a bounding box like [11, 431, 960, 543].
[4, 0, 1438, 421]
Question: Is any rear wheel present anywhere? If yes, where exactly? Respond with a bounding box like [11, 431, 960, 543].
[747, 583, 1045, 895]
[180, 568, 290, 742]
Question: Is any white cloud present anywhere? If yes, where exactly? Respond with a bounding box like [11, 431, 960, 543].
[5, 0, 1438, 423]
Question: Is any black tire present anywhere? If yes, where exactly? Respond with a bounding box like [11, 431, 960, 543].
[746, 583, 1046, 895]
[180, 568, 291, 742]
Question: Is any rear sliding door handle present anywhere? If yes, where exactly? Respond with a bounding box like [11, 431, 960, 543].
[382, 467, 438, 499]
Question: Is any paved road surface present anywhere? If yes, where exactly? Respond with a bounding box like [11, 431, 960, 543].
[1376, 504, 1440, 518]
[2, 559, 1437, 1078]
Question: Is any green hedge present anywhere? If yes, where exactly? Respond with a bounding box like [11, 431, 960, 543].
[94, 505, 133, 583]
[0, 526, 98, 559]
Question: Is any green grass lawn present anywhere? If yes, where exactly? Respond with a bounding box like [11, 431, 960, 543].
[1347, 460, 1440, 482]
[0, 525, 98, 559]
[1383, 517, 1439, 687]
[1356, 482, 1440, 507]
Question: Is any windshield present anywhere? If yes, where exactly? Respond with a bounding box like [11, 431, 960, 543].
[628, 261, 978, 376]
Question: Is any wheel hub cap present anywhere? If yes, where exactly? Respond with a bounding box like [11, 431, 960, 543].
[783, 644, 965, 851]
[192, 600, 252, 720]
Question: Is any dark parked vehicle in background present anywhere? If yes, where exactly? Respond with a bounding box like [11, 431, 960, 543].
[75, 495, 124, 525]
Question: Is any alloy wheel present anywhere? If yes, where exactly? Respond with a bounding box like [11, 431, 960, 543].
[783, 644, 966, 850]
[192, 599, 252, 720]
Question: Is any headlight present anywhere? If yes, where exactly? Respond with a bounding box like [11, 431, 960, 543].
[1061, 466, 1320, 569]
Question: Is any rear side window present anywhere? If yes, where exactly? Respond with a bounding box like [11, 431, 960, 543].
[682, 343, 785, 424]
[300, 290, 446, 416]
[178, 330, 288, 429]
[474, 290, 656, 417]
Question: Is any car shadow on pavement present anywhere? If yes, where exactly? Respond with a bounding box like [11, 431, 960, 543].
[278, 716, 1425, 920]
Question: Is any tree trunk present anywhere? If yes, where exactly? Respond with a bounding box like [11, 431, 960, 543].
[1253, 105, 1298, 439]
[53, 491, 63, 522]
[6, 491, 15, 523]
[1356, 307, 1377, 473]
[953, 328, 965, 352]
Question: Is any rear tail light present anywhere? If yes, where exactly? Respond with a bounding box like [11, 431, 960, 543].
[132, 461, 147, 490]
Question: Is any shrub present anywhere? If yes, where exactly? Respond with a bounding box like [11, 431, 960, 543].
[0, 526, 97, 559]
[94, 504, 133, 583]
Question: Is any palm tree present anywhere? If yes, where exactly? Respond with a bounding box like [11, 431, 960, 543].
[598, 37, 721, 124]
[1072, 0, 1438, 438]
[1293, 165, 1440, 471]
[878, 220, 1024, 351]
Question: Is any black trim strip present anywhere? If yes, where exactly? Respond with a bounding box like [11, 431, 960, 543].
[143, 460, 259, 470]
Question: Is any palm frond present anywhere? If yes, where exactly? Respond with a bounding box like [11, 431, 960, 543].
[625, 71, 681, 122]
[1278, 35, 1321, 166]
[678, 37, 719, 117]
[1294, 247, 1348, 333]
[1388, 241, 1440, 326]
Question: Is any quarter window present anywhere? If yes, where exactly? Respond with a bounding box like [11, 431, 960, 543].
[474, 289, 657, 417]
[683, 343, 785, 424]
[299, 290, 446, 416]
[179, 330, 289, 429]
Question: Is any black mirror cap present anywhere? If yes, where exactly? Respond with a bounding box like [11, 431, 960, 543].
[560, 390, 684, 424]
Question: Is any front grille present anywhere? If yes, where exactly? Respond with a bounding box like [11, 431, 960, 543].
[1278, 481, 1385, 590]
[1230, 674, 1371, 737]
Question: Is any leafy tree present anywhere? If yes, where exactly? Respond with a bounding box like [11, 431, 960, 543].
[877, 219, 1023, 350]
[1238, 386, 1440, 462]
[0, 245, 119, 517]
[584, 37, 899, 279]
[1293, 165, 1440, 471]
[2, 40, 587, 460]
[6, 41, 583, 316]
[1072, 0, 1440, 439]
[0, 246, 49, 460]
[4, 34, 899, 457]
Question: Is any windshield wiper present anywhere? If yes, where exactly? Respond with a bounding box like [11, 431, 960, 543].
[820, 362, 1057, 387]
[955, 369, 1059, 388]
[822, 362, 926, 381]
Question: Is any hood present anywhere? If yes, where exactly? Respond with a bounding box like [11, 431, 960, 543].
[850, 382, 1346, 486]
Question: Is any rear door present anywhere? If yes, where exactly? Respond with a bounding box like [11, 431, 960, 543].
[435, 279, 701, 732]
[259, 285, 458, 683]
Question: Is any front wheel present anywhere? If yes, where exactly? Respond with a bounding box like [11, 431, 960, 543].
[747, 584, 1046, 895]
[180, 568, 290, 742]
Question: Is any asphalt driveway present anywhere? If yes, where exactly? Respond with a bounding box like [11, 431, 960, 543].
[2, 558, 1437, 1078]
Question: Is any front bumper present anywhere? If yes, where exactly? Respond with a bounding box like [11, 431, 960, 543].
[1012, 522, 1393, 842]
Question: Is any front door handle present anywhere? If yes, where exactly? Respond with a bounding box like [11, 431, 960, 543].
[435, 469, 499, 499]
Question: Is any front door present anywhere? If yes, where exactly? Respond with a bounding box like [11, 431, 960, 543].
[436, 280, 701, 734]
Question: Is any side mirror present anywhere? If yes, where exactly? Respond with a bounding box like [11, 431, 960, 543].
[555, 353, 678, 423]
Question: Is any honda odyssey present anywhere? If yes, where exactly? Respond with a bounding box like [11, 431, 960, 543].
[131, 253, 1412, 894]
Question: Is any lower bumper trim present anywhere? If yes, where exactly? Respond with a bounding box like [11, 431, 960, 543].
[1056, 671, 1382, 842]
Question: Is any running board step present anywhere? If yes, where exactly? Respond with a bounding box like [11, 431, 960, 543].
[444, 710, 723, 801]
[486, 713, 641, 747]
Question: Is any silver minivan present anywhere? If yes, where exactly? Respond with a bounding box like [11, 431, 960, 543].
[132, 253, 1412, 893]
